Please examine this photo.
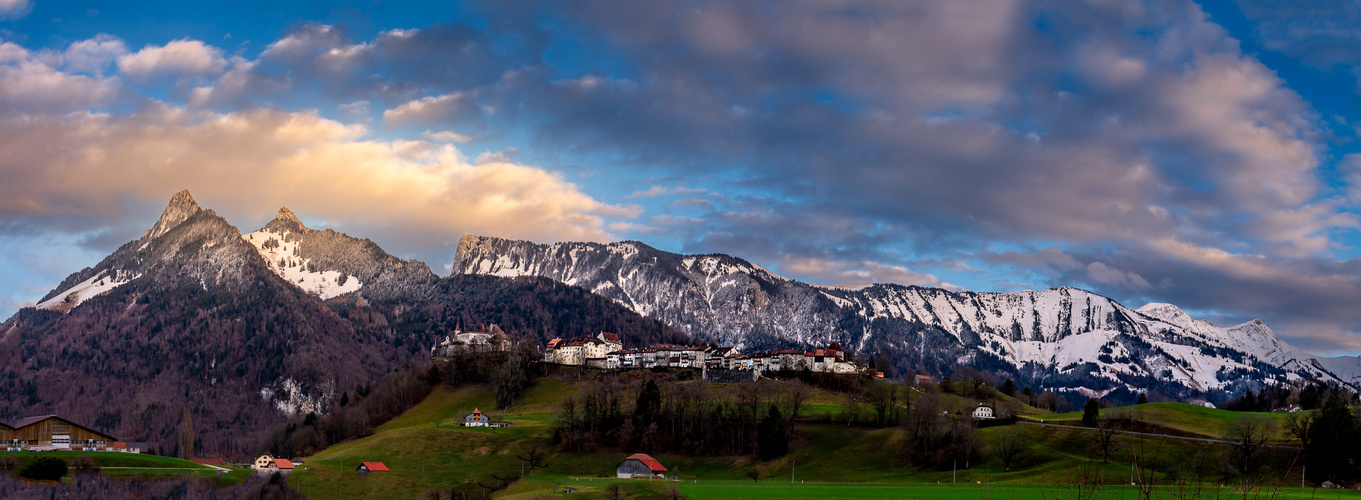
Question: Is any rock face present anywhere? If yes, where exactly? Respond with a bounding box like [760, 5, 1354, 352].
[244, 207, 438, 301]
[453, 234, 1353, 404]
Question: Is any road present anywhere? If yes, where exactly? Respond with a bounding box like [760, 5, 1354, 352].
[1017, 420, 1301, 450]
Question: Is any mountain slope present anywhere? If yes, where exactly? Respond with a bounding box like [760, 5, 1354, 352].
[453, 234, 1349, 404]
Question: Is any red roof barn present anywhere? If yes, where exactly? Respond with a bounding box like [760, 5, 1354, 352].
[616, 453, 667, 479]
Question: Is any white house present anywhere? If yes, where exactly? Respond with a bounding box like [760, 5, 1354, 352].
[972, 404, 995, 420]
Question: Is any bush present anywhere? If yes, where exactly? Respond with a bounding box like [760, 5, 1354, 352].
[19, 457, 67, 481]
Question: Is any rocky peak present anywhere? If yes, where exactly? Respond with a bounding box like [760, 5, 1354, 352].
[264, 207, 306, 234]
[143, 190, 202, 240]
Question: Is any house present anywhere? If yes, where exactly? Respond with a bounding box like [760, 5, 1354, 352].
[253, 455, 276, 470]
[465, 408, 490, 427]
[596, 332, 623, 352]
[356, 462, 389, 475]
[972, 404, 995, 420]
[616, 453, 668, 479]
[271, 458, 295, 470]
[914, 374, 936, 386]
[6, 415, 118, 451]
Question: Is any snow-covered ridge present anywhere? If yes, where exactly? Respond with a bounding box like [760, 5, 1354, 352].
[36, 269, 139, 311]
[244, 228, 362, 299]
[454, 234, 1355, 401]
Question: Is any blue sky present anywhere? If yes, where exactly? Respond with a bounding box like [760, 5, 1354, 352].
[6, 0, 1361, 355]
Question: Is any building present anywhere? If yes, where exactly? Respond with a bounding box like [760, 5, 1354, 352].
[972, 404, 995, 420]
[914, 374, 936, 386]
[616, 453, 668, 479]
[253, 455, 276, 470]
[432, 325, 512, 358]
[356, 462, 388, 475]
[271, 458, 295, 470]
[6, 415, 117, 452]
[465, 408, 490, 427]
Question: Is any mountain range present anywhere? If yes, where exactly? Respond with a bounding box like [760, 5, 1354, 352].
[0, 191, 684, 457]
[5, 190, 1357, 457]
[453, 235, 1361, 405]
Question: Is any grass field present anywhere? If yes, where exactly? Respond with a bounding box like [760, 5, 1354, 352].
[288, 377, 1322, 499]
[0, 450, 248, 484]
[1028, 403, 1294, 441]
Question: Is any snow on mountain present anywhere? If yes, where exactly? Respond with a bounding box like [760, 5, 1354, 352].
[454, 234, 1352, 402]
[244, 210, 364, 300]
[35, 268, 139, 312]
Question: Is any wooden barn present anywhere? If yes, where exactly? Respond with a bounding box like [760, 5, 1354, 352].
[0, 421, 12, 450]
[8, 415, 116, 451]
[616, 453, 667, 479]
[355, 462, 388, 476]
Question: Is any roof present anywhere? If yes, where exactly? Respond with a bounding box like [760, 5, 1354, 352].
[0, 421, 11, 430]
[273, 458, 295, 469]
[358, 462, 389, 471]
[623, 453, 667, 472]
[8, 415, 115, 440]
[469, 408, 485, 417]
[559, 336, 602, 347]
[598, 332, 621, 344]
[546, 338, 562, 349]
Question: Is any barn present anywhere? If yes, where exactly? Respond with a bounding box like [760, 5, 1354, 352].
[8, 415, 117, 451]
[616, 453, 667, 479]
[356, 462, 389, 475]
[0, 421, 12, 450]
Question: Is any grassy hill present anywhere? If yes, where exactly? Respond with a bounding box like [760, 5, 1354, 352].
[288, 376, 1323, 500]
[0, 450, 246, 485]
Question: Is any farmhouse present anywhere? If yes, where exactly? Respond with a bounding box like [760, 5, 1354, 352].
[253, 455, 276, 470]
[616, 453, 668, 479]
[465, 408, 490, 427]
[6, 415, 118, 451]
[972, 404, 995, 419]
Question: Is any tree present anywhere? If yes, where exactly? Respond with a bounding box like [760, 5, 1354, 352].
[517, 441, 549, 476]
[1082, 399, 1100, 427]
[992, 427, 1026, 472]
[178, 407, 194, 459]
[758, 405, 789, 460]
[1137, 392, 1148, 405]
[1000, 378, 1016, 397]
[1091, 416, 1121, 464]
[1283, 410, 1315, 450]
[1306, 394, 1355, 483]
[1227, 415, 1275, 475]
[746, 466, 763, 482]
[68, 455, 100, 475]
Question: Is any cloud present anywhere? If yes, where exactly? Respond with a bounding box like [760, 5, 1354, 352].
[383, 91, 479, 127]
[0, 106, 638, 264]
[781, 256, 956, 290]
[61, 34, 128, 75]
[0, 0, 30, 20]
[0, 42, 118, 112]
[117, 39, 227, 78]
[1085, 261, 1152, 291]
[420, 130, 472, 143]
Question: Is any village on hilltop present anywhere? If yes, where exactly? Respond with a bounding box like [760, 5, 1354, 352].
[432, 325, 870, 376]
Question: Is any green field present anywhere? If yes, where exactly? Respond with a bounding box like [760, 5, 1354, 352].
[0, 450, 247, 484]
[287, 377, 1321, 499]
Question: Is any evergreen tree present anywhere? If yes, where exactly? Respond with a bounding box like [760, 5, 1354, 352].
[758, 405, 788, 460]
[1306, 394, 1356, 483]
[1082, 398, 1100, 427]
[1137, 392, 1148, 405]
[1001, 378, 1016, 397]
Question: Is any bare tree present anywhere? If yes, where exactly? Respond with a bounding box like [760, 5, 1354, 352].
[1226, 415, 1275, 475]
[993, 426, 1027, 472]
[516, 441, 549, 476]
[1092, 416, 1122, 464]
[1282, 411, 1314, 449]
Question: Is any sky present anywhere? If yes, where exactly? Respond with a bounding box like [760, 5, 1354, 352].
[5, 1, 1361, 355]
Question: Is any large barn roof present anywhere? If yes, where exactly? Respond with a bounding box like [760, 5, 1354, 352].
[625, 453, 667, 472]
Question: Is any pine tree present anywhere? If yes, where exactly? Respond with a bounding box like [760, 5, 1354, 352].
[1137, 392, 1148, 405]
[1082, 399, 1100, 427]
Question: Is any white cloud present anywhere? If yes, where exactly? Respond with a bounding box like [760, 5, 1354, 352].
[0, 0, 30, 20]
[420, 130, 472, 143]
[62, 34, 128, 75]
[780, 256, 956, 290]
[1085, 261, 1152, 291]
[383, 91, 475, 126]
[117, 39, 227, 78]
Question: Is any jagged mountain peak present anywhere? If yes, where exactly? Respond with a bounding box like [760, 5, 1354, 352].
[264, 206, 306, 234]
[143, 189, 201, 240]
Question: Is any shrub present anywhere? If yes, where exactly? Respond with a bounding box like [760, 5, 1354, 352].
[19, 457, 67, 481]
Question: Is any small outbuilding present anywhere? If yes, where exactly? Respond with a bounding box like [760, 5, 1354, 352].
[356, 462, 389, 476]
[616, 453, 667, 479]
